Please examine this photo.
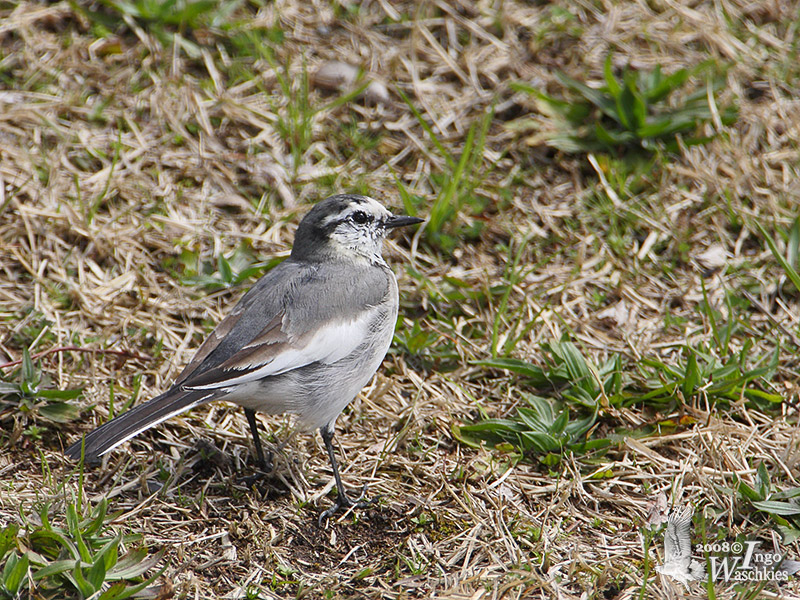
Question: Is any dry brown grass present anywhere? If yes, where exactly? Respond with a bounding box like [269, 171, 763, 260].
[2, 1, 800, 598]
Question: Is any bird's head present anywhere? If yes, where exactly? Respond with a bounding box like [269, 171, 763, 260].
[291, 194, 423, 263]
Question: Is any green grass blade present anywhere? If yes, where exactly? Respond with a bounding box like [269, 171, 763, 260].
[788, 217, 800, 269]
[553, 70, 618, 122]
[756, 221, 800, 294]
[3, 552, 29, 594]
[473, 358, 549, 384]
[603, 54, 621, 100]
[646, 68, 688, 103]
[750, 501, 800, 516]
[395, 87, 455, 170]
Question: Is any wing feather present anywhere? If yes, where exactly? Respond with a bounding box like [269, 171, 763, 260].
[173, 258, 391, 391]
[186, 311, 376, 389]
[174, 304, 247, 385]
[664, 507, 693, 564]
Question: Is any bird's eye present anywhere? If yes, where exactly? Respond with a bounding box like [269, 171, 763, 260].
[352, 211, 369, 224]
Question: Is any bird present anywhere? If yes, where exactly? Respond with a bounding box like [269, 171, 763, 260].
[65, 194, 424, 522]
[656, 505, 705, 587]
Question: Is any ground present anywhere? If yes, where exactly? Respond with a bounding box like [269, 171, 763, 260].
[1, 1, 800, 599]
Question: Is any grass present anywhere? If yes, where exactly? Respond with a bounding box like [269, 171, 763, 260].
[0, 463, 164, 600]
[510, 54, 738, 155]
[1, 0, 800, 598]
[458, 335, 784, 467]
[0, 348, 83, 439]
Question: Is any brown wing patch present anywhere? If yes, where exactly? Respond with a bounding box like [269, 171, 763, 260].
[177, 313, 289, 388]
[216, 313, 287, 371]
[173, 306, 246, 385]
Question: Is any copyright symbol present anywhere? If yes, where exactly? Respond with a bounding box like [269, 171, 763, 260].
[731, 542, 743, 554]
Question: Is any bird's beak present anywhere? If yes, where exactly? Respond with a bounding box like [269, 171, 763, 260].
[384, 214, 424, 229]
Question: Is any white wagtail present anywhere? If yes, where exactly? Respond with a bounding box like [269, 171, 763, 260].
[66, 194, 423, 521]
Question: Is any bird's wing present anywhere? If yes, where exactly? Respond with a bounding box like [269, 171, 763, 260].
[689, 560, 706, 580]
[663, 506, 693, 565]
[173, 259, 392, 391]
[174, 293, 256, 386]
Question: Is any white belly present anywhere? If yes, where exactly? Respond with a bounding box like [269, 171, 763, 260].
[224, 274, 399, 430]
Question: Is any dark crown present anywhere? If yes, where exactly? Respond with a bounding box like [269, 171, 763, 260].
[291, 195, 371, 261]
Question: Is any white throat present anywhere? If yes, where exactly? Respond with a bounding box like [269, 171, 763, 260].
[329, 228, 387, 265]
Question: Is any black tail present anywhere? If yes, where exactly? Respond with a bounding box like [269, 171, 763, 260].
[65, 387, 213, 462]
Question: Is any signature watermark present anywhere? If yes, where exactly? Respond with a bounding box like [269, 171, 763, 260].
[701, 540, 794, 583]
[648, 500, 800, 588]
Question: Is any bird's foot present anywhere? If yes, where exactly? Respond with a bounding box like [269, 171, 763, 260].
[238, 451, 275, 487]
[318, 484, 374, 525]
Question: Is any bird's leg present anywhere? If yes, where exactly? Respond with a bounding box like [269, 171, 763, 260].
[239, 409, 273, 487]
[318, 424, 372, 524]
[245, 408, 273, 472]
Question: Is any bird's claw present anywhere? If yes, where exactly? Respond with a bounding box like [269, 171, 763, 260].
[238, 451, 274, 487]
[318, 484, 373, 525]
